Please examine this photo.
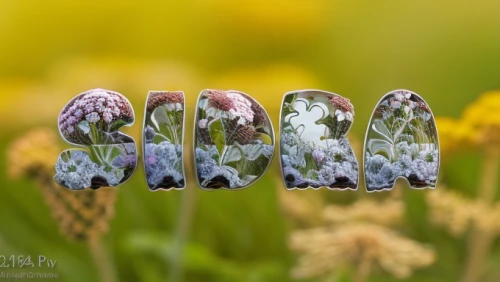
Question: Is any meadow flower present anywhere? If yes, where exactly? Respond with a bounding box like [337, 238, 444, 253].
[145, 142, 184, 189]
[323, 199, 404, 227]
[227, 91, 254, 123]
[312, 148, 325, 166]
[432, 92, 500, 282]
[394, 90, 412, 101]
[426, 189, 476, 236]
[462, 91, 500, 149]
[146, 91, 184, 112]
[58, 89, 134, 143]
[8, 128, 117, 242]
[206, 89, 234, 111]
[8, 128, 59, 178]
[327, 95, 354, 114]
[86, 112, 100, 123]
[427, 189, 500, 237]
[290, 223, 435, 280]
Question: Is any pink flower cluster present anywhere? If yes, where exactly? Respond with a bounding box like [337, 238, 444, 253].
[58, 89, 133, 137]
[226, 91, 254, 123]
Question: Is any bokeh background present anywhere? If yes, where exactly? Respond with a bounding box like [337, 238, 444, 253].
[1, 1, 500, 281]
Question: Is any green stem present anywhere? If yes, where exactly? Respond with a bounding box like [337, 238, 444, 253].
[89, 236, 117, 282]
[168, 185, 197, 282]
[353, 252, 372, 282]
[461, 149, 499, 282]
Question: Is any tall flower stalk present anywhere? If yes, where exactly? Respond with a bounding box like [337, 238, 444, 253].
[8, 128, 118, 282]
[430, 91, 500, 282]
[461, 149, 499, 282]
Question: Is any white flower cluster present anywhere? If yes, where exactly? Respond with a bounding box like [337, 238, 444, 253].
[365, 144, 439, 191]
[54, 150, 124, 190]
[144, 142, 184, 189]
[281, 134, 358, 189]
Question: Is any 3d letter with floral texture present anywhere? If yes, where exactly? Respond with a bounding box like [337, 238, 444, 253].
[364, 90, 439, 192]
[280, 90, 359, 189]
[194, 89, 275, 190]
[143, 91, 186, 190]
[55, 89, 137, 190]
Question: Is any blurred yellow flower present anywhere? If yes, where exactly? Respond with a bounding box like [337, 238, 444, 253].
[462, 91, 500, 150]
[8, 127, 60, 178]
[8, 128, 117, 242]
[290, 223, 435, 280]
[435, 117, 461, 157]
[198, 0, 331, 41]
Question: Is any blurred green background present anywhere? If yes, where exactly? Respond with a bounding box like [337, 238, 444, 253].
[1, 1, 500, 281]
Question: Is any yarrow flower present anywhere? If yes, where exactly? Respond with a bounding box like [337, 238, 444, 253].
[146, 91, 184, 112]
[227, 91, 254, 123]
[394, 90, 412, 101]
[58, 89, 134, 143]
[290, 223, 435, 279]
[327, 95, 354, 114]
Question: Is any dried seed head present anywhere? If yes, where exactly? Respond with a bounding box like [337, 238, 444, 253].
[236, 125, 256, 144]
[206, 90, 234, 111]
[147, 91, 184, 112]
[328, 95, 354, 114]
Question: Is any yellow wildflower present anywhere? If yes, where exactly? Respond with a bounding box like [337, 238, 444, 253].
[462, 91, 500, 150]
[435, 117, 460, 157]
[8, 127, 59, 178]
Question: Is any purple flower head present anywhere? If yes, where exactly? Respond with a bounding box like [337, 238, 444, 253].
[58, 89, 134, 143]
[312, 148, 325, 166]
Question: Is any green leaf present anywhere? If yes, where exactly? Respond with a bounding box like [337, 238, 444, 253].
[209, 118, 225, 163]
[239, 144, 264, 161]
[151, 107, 174, 142]
[372, 119, 393, 143]
[222, 146, 242, 164]
[368, 139, 395, 161]
[257, 133, 273, 145]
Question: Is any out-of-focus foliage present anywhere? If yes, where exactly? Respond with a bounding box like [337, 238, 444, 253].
[2, 1, 500, 281]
